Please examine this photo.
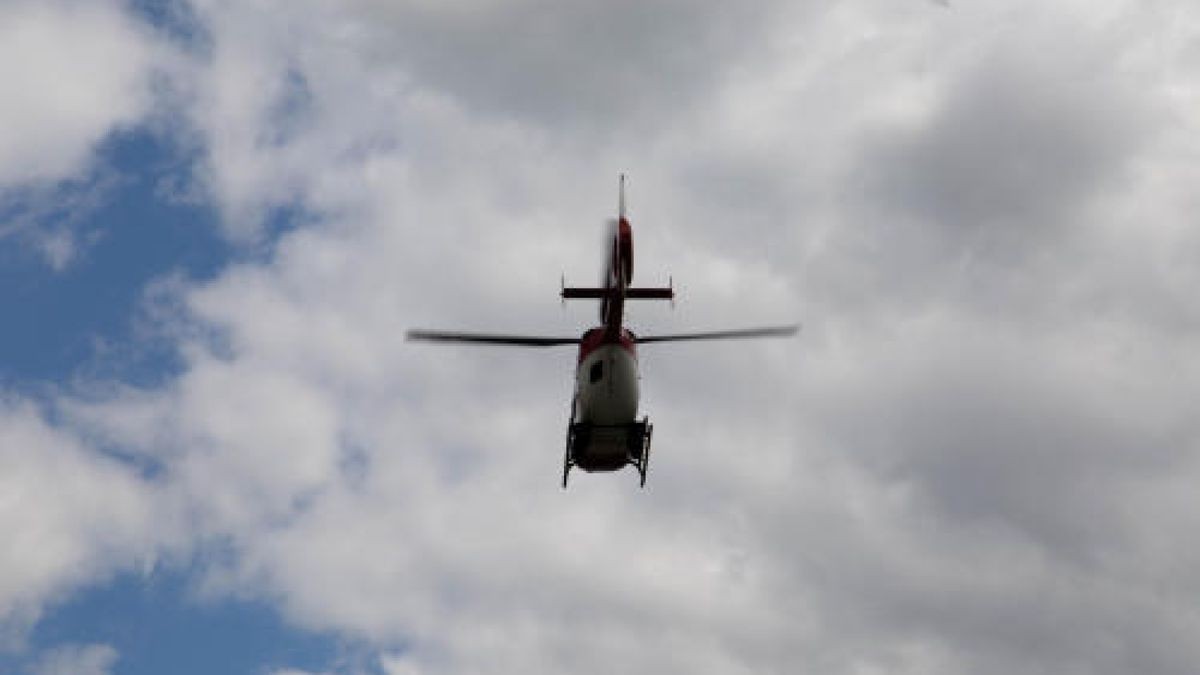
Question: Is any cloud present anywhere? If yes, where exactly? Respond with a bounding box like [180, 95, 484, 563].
[0, 401, 166, 645]
[30, 643, 118, 675]
[856, 18, 1154, 276]
[0, 0, 174, 268]
[339, 0, 789, 132]
[0, 172, 129, 271]
[8, 0, 1200, 674]
[0, 1, 159, 185]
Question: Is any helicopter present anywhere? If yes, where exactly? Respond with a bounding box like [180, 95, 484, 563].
[406, 176, 798, 487]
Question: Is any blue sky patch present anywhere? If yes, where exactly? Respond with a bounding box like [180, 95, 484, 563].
[0, 128, 229, 389]
[8, 569, 349, 675]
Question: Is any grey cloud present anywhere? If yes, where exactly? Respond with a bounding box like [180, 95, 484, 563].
[809, 62, 1155, 324]
[812, 327, 1187, 553]
[857, 42, 1152, 262]
[159, 3, 1200, 672]
[345, 0, 791, 132]
[14, 1, 1200, 674]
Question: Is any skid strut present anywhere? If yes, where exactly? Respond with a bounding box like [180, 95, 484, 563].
[563, 395, 577, 488]
[562, 414, 653, 489]
[631, 417, 653, 487]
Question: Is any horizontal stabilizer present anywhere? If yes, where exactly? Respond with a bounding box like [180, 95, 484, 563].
[561, 287, 607, 299]
[626, 287, 674, 300]
[561, 287, 674, 300]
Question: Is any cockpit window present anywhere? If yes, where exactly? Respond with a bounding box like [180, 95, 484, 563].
[589, 360, 603, 383]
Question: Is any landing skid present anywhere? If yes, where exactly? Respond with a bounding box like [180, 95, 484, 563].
[563, 413, 653, 488]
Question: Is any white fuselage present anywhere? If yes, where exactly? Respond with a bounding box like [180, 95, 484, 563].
[575, 344, 639, 425]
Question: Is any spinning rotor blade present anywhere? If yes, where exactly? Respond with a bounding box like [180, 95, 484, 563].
[406, 329, 579, 347]
[636, 325, 800, 344]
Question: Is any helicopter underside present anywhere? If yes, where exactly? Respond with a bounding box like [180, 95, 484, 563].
[563, 418, 653, 487]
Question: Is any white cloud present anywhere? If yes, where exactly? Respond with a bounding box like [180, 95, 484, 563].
[0, 401, 166, 644]
[30, 643, 118, 675]
[0, 1, 157, 185]
[8, 0, 1200, 673]
[0, 0, 172, 268]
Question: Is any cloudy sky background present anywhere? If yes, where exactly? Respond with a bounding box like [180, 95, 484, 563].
[3, 0, 1200, 672]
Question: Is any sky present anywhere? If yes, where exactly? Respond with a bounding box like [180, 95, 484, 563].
[2, 0, 1200, 673]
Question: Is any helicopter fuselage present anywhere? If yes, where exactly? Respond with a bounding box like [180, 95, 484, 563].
[565, 328, 651, 479]
[575, 330, 639, 426]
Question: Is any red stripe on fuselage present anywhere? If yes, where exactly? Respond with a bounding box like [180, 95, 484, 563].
[578, 327, 637, 364]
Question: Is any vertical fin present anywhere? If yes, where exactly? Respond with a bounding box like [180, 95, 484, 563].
[619, 173, 626, 220]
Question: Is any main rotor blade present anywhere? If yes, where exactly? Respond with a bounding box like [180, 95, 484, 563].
[406, 329, 580, 347]
[635, 325, 800, 344]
